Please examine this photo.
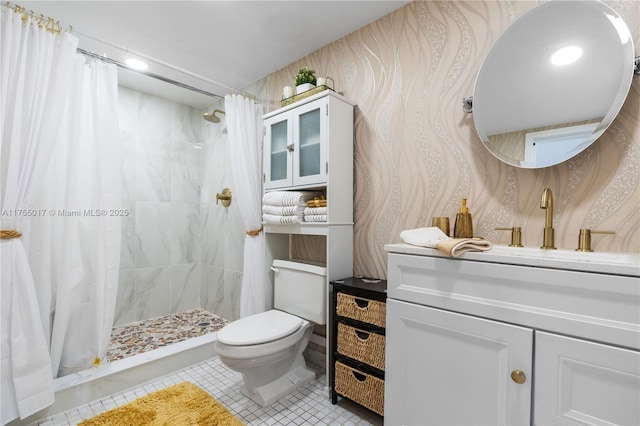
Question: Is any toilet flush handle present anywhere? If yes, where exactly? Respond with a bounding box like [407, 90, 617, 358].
[270, 266, 279, 273]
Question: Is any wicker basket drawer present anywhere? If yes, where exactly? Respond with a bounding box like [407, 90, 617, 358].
[335, 361, 384, 416]
[337, 323, 385, 370]
[336, 292, 386, 328]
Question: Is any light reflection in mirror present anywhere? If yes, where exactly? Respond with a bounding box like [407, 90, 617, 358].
[550, 46, 582, 66]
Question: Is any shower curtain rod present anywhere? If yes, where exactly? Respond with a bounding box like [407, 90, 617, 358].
[2, 1, 223, 101]
[77, 48, 225, 101]
[3, 2, 267, 105]
[72, 29, 268, 104]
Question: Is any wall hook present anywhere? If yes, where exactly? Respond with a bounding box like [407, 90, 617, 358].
[216, 188, 232, 207]
[462, 96, 473, 113]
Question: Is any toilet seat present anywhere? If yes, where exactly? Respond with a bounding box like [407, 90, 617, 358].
[217, 310, 302, 346]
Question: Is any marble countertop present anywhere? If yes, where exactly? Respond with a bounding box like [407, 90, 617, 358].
[385, 243, 640, 277]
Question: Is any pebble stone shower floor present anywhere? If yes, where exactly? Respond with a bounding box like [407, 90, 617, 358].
[32, 309, 383, 425]
[105, 308, 229, 362]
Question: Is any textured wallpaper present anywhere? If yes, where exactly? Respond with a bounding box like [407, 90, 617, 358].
[267, 0, 640, 279]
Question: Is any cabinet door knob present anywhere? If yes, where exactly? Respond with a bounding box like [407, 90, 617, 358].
[510, 369, 526, 384]
[287, 144, 295, 152]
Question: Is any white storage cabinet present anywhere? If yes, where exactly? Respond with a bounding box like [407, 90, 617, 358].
[264, 92, 352, 191]
[262, 91, 356, 385]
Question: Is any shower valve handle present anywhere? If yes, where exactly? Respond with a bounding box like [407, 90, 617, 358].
[216, 188, 232, 207]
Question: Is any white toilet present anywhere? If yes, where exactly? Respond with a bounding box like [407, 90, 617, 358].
[214, 259, 327, 406]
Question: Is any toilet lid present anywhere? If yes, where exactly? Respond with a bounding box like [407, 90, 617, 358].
[217, 310, 303, 346]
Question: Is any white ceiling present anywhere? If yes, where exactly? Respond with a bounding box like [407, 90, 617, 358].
[18, 1, 410, 108]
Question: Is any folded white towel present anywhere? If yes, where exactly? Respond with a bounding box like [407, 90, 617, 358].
[262, 205, 305, 216]
[262, 191, 323, 207]
[303, 207, 327, 215]
[400, 227, 450, 247]
[400, 227, 492, 257]
[304, 214, 327, 222]
[263, 213, 301, 224]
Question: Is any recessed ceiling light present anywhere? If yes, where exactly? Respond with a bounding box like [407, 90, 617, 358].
[550, 46, 582, 66]
[125, 58, 148, 71]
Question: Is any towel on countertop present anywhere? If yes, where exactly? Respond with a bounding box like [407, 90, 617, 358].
[262, 191, 323, 207]
[263, 214, 302, 225]
[304, 206, 327, 215]
[400, 226, 492, 257]
[400, 227, 450, 247]
[262, 205, 305, 216]
[304, 214, 327, 222]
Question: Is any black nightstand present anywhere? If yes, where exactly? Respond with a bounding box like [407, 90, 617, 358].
[329, 277, 387, 417]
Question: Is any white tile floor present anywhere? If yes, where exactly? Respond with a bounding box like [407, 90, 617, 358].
[31, 357, 383, 426]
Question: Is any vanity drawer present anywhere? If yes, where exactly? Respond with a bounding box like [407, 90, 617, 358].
[387, 252, 640, 350]
[335, 361, 385, 416]
[336, 292, 386, 328]
[337, 323, 385, 370]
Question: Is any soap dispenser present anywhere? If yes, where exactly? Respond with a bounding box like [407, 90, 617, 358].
[453, 198, 473, 238]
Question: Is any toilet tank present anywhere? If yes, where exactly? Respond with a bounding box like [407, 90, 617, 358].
[272, 259, 327, 325]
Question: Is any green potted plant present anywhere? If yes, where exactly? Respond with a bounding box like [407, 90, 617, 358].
[295, 67, 317, 94]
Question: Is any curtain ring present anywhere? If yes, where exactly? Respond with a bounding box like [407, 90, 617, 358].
[1, 229, 23, 239]
[246, 226, 263, 236]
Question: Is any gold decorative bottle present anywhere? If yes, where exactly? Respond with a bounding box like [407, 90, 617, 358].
[453, 198, 473, 238]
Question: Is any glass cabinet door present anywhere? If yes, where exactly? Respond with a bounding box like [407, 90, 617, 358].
[264, 116, 291, 189]
[293, 98, 327, 186]
[298, 108, 321, 177]
[264, 96, 328, 190]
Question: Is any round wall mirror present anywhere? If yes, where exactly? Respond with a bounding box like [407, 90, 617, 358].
[472, 0, 635, 168]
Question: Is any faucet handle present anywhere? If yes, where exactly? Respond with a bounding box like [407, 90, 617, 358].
[495, 227, 523, 247]
[576, 228, 615, 252]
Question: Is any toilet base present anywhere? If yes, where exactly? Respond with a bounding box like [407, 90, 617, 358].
[240, 365, 316, 407]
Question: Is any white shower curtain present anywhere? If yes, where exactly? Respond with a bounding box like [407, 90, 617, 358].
[28, 57, 121, 378]
[1, 7, 121, 423]
[225, 94, 269, 317]
[0, 7, 77, 423]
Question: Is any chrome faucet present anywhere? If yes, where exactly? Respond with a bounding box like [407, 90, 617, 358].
[540, 187, 556, 249]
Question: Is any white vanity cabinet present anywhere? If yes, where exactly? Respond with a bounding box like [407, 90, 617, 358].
[263, 91, 353, 191]
[384, 245, 640, 426]
[534, 332, 640, 426]
[385, 299, 533, 425]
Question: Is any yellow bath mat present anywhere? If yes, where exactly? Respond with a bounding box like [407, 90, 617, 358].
[78, 381, 243, 425]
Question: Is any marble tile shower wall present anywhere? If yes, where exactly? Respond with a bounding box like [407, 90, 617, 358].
[114, 88, 243, 327]
[199, 99, 245, 323]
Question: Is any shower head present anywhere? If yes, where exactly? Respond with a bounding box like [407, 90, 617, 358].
[203, 109, 225, 123]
